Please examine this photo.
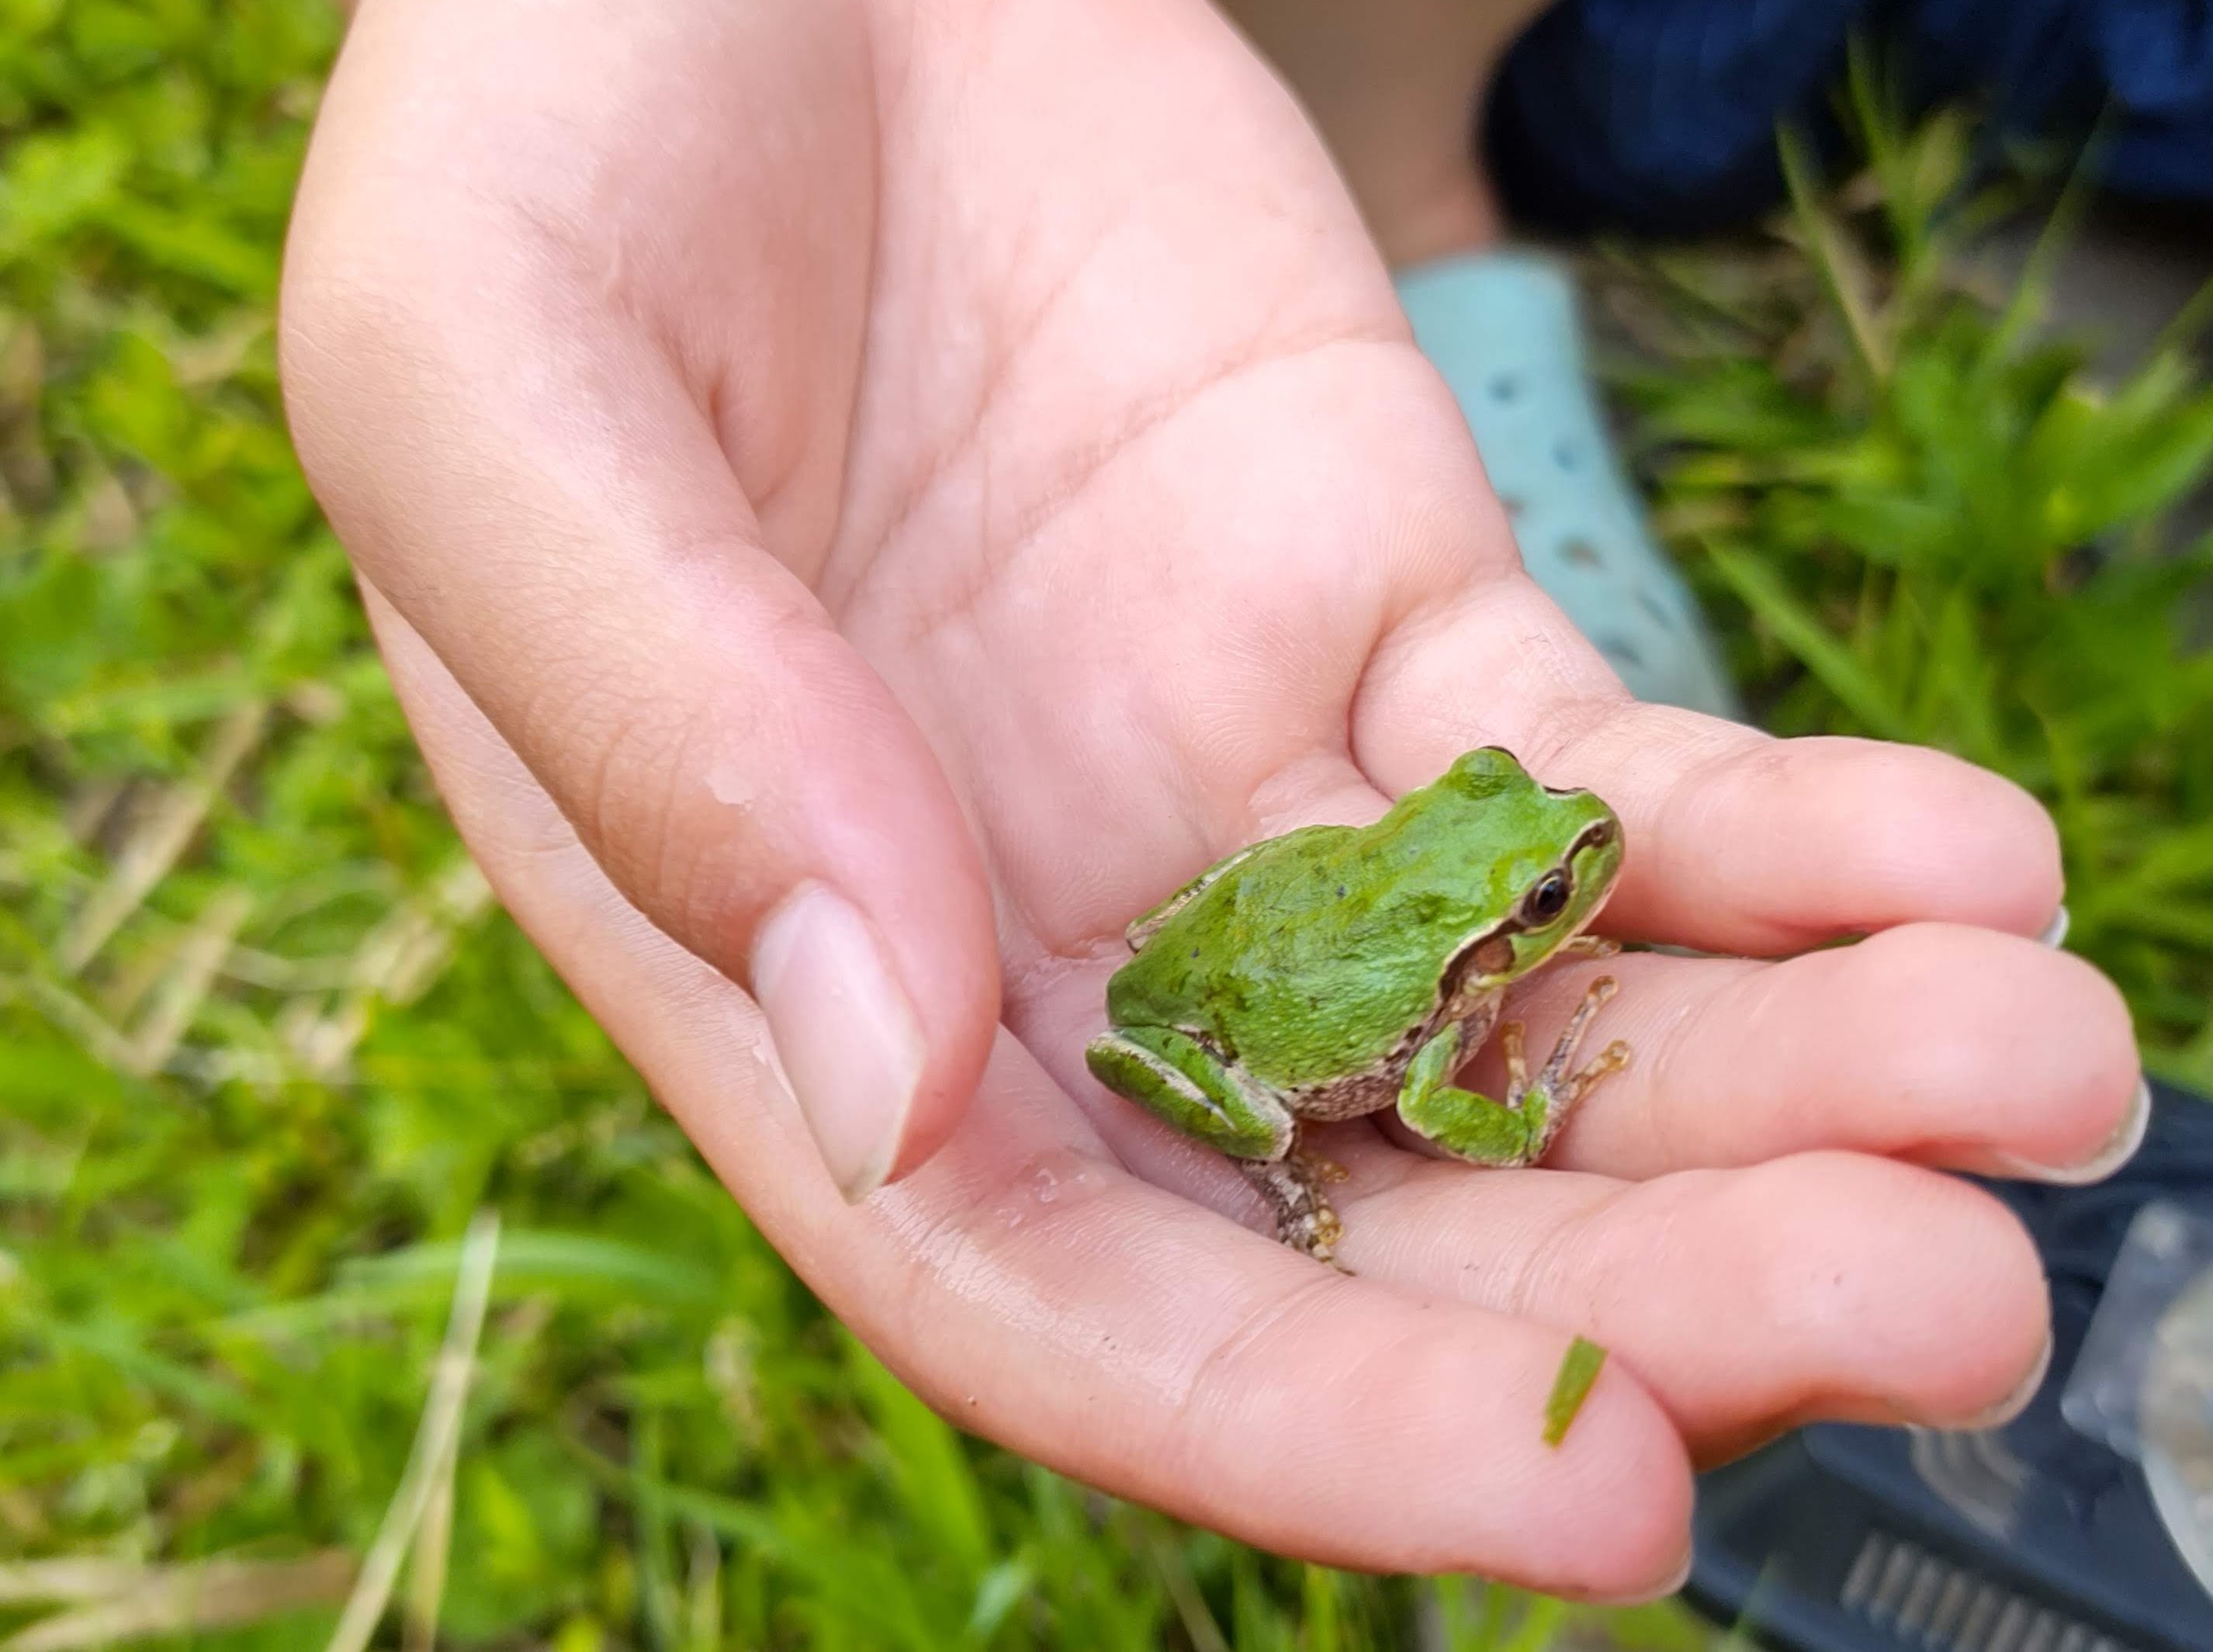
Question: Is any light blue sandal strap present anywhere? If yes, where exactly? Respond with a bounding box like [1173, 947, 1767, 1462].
[1395, 250, 1742, 719]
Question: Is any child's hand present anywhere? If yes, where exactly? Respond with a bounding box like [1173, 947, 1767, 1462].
[282, 0, 2139, 1598]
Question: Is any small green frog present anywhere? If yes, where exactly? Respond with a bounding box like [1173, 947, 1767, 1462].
[1086, 747, 1629, 1265]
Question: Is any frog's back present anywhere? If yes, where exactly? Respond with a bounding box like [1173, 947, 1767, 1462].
[1106, 774, 1560, 1086]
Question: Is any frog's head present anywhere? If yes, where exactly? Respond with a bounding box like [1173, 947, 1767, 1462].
[1437, 747, 1624, 986]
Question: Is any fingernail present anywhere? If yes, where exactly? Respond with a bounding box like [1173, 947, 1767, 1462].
[1995, 1075, 2151, 1186]
[2038, 904, 2070, 949]
[1960, 1328, 2053, 1430]
[752, 881, 925, 1203]
[1581, 1548, 1693, 1605]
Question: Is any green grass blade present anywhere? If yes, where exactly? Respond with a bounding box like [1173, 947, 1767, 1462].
[844, 1334, 995, 1580]
[1705, 542, 1908, 737]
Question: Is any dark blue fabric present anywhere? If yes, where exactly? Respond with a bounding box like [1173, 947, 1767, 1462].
[1488, 0, 2213, 236]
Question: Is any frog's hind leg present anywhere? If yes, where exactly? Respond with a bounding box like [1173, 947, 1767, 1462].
[1085, 1027, 1293, 1160]
[1085, 1028, 1349, 1263]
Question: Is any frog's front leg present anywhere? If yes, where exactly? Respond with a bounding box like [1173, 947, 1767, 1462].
[1397, 976, 1632, 1166]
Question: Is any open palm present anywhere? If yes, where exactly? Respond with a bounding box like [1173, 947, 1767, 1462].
[282, 0, 2140, 1598]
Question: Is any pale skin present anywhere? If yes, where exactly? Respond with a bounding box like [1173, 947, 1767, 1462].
[282, 0, 2145, 1602]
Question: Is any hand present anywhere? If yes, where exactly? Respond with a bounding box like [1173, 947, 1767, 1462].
[281, 0, 2142, 1598]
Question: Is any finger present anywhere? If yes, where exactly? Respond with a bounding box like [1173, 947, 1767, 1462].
[343, 542, 997, 1203]
[866, 1070, 1694, 1592]
[1318, 1143, 2052, 1453]
[1422, 925, 2143, 1185]
[1353, 580, 2066, 953]
[371, 597, 1696, 1596]
[282, 36, 999, 1195]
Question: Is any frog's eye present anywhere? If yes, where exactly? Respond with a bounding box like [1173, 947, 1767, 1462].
[1522, 869, 1573, 926]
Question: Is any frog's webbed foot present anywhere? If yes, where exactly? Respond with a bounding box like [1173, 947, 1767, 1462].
[1239, 1148, 1350, 1272]
[1510, 974, 1632, 1120]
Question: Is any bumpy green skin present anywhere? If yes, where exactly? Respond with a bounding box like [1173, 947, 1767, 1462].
[1085, 747, 1625, 1190]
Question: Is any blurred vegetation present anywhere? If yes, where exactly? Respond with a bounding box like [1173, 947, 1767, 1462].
[1596, 56, 2213, 1082]
[2, 6, 2209, 1650]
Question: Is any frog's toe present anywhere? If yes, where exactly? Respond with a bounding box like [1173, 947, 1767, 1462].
[1532, 974, 1620, 1091]
[1287, 1204, 1347, 1269]
[1568, 1038, 1633, 1100]
[1500, 1019, 1529, 1090]
[1307, 1212, 1347, 1270]
[1560, 933, 1622, 960]
[1295, 1148, 1351, 1185]
[1238, 1157, 1349, 1266]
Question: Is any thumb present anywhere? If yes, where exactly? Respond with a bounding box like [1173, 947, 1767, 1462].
[281, 299, 996, 1207]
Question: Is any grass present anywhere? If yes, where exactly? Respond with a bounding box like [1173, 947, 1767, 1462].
[2, 9, 2210, 1649]
[1590, 56, 2213, 1082]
